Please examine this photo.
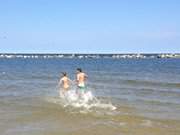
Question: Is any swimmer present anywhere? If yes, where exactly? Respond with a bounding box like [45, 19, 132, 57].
[59, 72, 72, 95]
[76, 68, 88, 94]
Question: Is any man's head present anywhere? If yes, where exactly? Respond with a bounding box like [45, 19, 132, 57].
[76, 68, 82, 73]
[61, 72, 67, 76]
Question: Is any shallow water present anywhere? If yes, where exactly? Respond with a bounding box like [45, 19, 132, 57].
[0, 58, 180, 135]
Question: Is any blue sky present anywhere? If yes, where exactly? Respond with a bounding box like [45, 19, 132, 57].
[0, 0, 180, 53]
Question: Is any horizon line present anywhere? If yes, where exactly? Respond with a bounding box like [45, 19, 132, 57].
[0, 52, 180, 55]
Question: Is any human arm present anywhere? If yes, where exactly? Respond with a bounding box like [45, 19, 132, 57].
[68, 78, 74, 85]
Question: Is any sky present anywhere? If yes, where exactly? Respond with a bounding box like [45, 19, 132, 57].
[0, 0, 180, 53]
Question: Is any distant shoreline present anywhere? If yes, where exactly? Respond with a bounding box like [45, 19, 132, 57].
[0, 53, 180, 59]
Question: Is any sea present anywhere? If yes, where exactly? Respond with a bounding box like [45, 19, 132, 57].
[0, 56, 180, 135]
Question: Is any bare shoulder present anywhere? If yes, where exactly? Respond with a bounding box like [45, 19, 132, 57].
[61, 77, 65, 81]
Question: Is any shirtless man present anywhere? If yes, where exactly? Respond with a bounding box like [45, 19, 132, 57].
[59, 72, 71, 95]
[76, 68, 88, 93]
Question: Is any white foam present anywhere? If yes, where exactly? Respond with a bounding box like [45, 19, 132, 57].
[63, 90, 94, 103]
[47, 89, 117, 113]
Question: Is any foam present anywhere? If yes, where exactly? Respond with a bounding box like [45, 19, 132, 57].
[47, 89, 116, 113]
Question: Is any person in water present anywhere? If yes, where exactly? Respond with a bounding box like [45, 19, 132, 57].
[59, 72, 72, 95]
[76, 68, 88, 93]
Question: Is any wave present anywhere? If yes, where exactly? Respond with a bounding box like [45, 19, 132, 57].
[88, 79, 180, 90]
[124, 79, 180, 88]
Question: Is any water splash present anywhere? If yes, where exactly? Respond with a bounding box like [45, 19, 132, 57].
[46, 89, 116, 114]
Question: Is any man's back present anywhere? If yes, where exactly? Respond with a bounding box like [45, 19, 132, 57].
[76, 68, 88, 91]
[60, 76, 69, 89]
[77, 72, 85, 84]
